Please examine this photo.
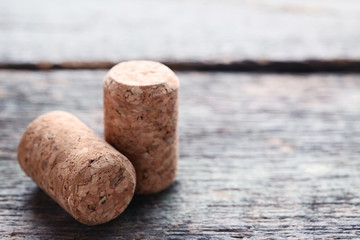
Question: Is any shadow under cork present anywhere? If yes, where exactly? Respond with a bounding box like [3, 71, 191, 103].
[24, 180, 180, 239]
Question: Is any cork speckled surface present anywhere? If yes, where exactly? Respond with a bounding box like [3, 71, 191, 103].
[104, 61, 179, 194]
[17, 111, 136, 225]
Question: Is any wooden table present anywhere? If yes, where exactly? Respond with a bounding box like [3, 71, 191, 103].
[1, 0, 360, 239]
[1, 71, 360, 239]
[1, 0, 360, 63]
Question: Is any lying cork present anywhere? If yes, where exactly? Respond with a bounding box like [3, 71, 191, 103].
[104, 60, 179, 194]
[17, 111, 136, 225]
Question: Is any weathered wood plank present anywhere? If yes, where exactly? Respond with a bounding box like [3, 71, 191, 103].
[1, 0, 360, 62]
[1, 70, 360, 238]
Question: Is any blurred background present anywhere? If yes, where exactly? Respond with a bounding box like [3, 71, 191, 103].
[1, 0, 360, 64]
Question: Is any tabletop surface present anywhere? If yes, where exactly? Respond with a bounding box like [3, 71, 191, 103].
[1, 0, 360, 63]
[1, 70, 360, 239]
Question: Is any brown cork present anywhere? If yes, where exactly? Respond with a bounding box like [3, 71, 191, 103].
[17, 111, 136, 225]
[103, 60, 179, 194]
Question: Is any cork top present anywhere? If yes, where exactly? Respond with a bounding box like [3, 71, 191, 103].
[106, 60, 179, 88]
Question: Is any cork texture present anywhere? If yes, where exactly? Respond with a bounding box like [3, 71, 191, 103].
[104, 60, 179, 194]
[17, 111, 136, 225]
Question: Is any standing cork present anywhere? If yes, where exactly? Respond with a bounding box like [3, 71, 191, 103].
[104, 60, 179, 194]
[17, 111, 136, 225]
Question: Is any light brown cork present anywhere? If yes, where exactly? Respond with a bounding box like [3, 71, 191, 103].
[104, 60, 179, 194]
[17, 111, 136, 225]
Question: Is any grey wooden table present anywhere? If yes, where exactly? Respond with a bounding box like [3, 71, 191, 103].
[1, 0, 360, 239]
[1, 71, 360, 239]
[1, 0, 360, 63]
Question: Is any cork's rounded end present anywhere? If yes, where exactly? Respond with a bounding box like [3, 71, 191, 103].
[106, 60, 179, 88]
[17, 110, 71, 172]
[69, 159, 136, 225]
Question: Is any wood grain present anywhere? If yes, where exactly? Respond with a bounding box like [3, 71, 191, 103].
[1, 0, 360, 63]
[1, 70, 360, 239]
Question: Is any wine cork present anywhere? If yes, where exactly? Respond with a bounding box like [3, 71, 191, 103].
[17, 111, 136, 225]
[104, 60, 179, 194]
